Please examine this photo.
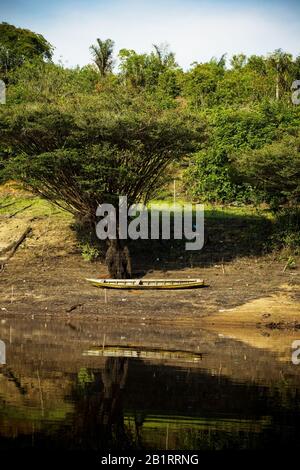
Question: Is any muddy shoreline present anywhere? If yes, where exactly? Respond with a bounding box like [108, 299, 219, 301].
[1, 188, 300, 362]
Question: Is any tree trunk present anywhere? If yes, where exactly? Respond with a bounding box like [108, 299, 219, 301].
[276, 66, 280, 101]
[105, 239, 132, 279]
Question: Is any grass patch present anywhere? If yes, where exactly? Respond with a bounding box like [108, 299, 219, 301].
[0, 194, 73, 221]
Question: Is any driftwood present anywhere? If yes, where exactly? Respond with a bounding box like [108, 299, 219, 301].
[0, 226, 32, 271]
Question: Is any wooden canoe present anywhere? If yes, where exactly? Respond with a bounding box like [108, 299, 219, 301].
[83, 345, 203, 363]
[86, 278, 205, 290]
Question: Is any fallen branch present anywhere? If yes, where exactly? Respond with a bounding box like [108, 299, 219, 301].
[282, 261, 289, 273]
[0, 201, 18, 210]
[66, 303, 83, 313]
[0, 238, 21, 256]
[0, 227, 32, 271]
[8, 203, 34, 219]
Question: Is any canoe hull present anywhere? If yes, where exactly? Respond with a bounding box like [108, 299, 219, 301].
[86, 278, 204, 290]
[83, 345, 203, 362]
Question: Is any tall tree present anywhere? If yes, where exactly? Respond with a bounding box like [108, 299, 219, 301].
[90, 38, 114, 76]
[118, 44, 177, 89]
[152, 43, 177, 69]
[118, 49, 148, 87]
[182, 61, 225, 108]
[267, 49, 293, 100]
[0, 22, 53, 79]
[230, 54, 247, 70]
[0, 78, 204, 277]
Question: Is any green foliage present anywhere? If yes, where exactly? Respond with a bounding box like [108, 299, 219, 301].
[270, 209, 300, 253]
[1, 22, 300, 254]
[266, 49, 294, 100]
[181, 49, 298, 108]
[156, 69, 181, 98]
[5, 60, 100, 104]
[209, 105, 281, 150]
[90, 38, 114, 76]
[182, 61, 225, 108]
[0, 68, 203, 220]
[232, 132, 300, 208]
[184, 102, 300, 203]
[185, 149, 237, 202]
[77, 368, 95, 389]
[118, 43, 178, 90]
[81, 243, 100, 262]
[184, 106, 276, 202]
[0, 22, 53, 79]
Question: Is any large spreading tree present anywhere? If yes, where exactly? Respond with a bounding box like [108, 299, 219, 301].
[0, 65, 204, 276]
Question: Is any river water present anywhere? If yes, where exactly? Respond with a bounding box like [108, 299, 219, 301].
[0, 316, 300, 451]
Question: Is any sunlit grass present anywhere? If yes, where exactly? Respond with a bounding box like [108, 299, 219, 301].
[149, 198, 273, 221]
[0, 194, 72, 221]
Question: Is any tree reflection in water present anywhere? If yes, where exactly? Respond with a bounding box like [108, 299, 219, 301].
[72, 357, 141, 451]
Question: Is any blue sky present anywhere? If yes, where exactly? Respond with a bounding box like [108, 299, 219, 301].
[1, 0, 300, 69]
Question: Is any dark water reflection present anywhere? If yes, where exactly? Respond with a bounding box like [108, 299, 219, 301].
[0, 317, 300, 451]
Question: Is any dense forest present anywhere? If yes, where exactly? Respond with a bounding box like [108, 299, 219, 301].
[1, 22, 300, 258]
